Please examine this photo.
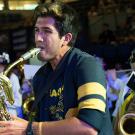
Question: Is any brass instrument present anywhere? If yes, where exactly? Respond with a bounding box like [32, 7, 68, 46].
[119, 113, 135, 135]
[23, 94, 35, 117]
[0, 48, 40, 121]
[116, 49, 135, 135]
[118, 91, 135, 135]
[22, 79, 36, 118]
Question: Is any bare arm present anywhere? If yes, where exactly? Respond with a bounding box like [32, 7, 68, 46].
[33, 117, 98, 135]
[0, 116, 98, 135]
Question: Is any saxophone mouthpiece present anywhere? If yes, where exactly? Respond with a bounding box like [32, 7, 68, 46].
[21, 48, 41, 60]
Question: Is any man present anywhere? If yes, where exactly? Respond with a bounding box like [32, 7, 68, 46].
[0, 2, 113, 135]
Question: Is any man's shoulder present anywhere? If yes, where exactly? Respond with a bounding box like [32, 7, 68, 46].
[33, 63, 49, 82]
[67, 48, 103, 73]
[70, 48, 95, 63]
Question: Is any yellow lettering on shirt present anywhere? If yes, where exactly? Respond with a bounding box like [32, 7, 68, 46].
[50, 86, 64, 97]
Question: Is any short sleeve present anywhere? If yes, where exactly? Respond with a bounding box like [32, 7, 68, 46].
[75, 56, 107, 130]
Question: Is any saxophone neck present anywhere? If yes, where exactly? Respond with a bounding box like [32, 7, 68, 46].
[3, 48, 40, 76]
[3, 58, 23, 76]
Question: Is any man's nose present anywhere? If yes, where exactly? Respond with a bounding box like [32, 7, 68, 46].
[36, 32, 44, 42]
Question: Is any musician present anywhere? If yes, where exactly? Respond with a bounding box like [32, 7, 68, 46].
[0, 2, 113, 135]
[113, 49, 135, 134]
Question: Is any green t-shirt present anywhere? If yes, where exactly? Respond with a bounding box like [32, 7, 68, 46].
[33, 47, 114, 135]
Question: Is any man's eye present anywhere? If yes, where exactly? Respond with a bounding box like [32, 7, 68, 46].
[34, 28, 39, 32]
[43, 29, 52, 33]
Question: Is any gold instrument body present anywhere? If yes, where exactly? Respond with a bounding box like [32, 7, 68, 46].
[23, 94, 35, 117]
[0, 48, 40, 121]
[22, 78, 36, 118]
[119, 113, 135, 135]
[0, 69, 15, 120]
[117, 91, 135, 135]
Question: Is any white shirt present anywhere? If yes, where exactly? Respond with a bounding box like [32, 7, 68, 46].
[6, 73, 22, 116]
[112, 74, 130, 117]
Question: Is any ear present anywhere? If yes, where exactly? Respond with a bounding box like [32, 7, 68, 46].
[62, 33, 72, 46]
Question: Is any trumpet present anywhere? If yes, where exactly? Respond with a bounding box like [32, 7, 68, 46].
[0, 48, 40, 121]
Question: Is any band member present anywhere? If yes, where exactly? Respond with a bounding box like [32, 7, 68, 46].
[0, 2, 113, 135]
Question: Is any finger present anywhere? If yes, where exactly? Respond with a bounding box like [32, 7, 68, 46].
[0, 121, 16, 128]
[0, 121, 10, 127]
[0, 125, 10, 133]
[10, 114, 18, 120]
[0, 127, 9, 134]
[10, 115, 27, 122]
[0, 127, 25, 135]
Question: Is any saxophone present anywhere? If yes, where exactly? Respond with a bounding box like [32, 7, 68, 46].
[0, 48, 40, 121]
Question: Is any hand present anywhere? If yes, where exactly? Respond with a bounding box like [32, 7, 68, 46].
[0, 115, 28, 135]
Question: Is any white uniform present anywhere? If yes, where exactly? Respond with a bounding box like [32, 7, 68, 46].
[6, 73, 22, 116]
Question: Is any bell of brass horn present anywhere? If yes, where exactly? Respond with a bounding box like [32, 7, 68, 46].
[119, 113, 135, 135]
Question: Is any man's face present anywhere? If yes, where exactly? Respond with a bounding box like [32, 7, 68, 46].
[35, 16, 64, 62]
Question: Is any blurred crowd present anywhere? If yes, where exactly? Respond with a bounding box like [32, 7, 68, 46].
[87, 0, 135, 46]
[88, 0, 135, 17]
